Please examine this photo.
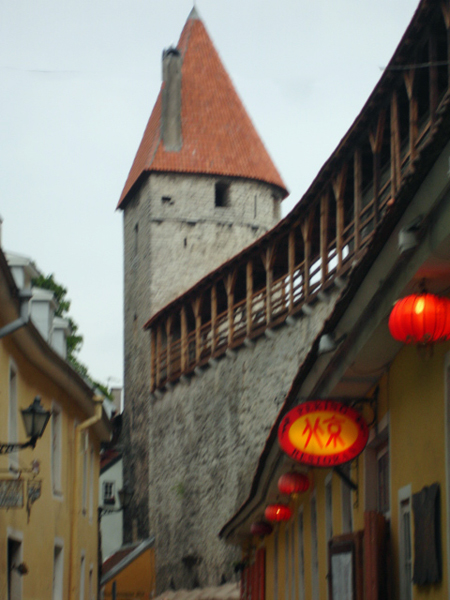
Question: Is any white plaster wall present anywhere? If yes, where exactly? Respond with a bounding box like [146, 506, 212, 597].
[99, 458, 124, 560]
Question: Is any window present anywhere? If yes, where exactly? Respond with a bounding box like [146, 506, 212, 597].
[161, 196, 173, 205]
[8, 534, 23, 600]
[215, 181, 229, 207]
[310, 493, 319, 600]
[52, 542, 64, 600]
[297, 508, 305, 600]
[399, 486, 412, 600]
[103, 481, 115, 505]
[52, 404, 62, 495]
[9, 363, 18, 471]
[79, 552, 86, 600]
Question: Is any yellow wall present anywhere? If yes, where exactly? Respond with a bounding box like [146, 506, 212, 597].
[102, 547, 156, 599]
[253, 342, 450, 600]
[0, 334, 102, 599]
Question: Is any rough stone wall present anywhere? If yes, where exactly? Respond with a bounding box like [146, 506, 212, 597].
[147, 172, 282, 314]
[148, 290, 340, 592]
[121, 171, 281, 545]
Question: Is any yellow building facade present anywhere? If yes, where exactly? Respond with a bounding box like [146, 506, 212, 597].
[0, 248, 111, 599]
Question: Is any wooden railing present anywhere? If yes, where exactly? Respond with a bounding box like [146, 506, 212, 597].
[148, 3, 450, 391]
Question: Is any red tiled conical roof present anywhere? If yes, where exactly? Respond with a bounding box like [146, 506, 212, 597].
[117, 8, 288, 208]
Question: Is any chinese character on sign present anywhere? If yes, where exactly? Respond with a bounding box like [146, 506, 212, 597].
[302, 415, 345, 449]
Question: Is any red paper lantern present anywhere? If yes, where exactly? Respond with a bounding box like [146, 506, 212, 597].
[250, 521, 274, 537]
[278, 472, 310, 495]
[388, 293, 450, 345]
[264, 503, 292, 522]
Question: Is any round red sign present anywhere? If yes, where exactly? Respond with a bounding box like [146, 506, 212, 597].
[278, 400, 369, 467]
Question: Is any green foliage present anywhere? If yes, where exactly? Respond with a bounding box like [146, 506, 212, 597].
[32, 273, 112, 400]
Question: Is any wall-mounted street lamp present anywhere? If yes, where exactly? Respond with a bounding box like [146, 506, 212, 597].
[0, 396, 51, 454]
[98, 485, 134, 518]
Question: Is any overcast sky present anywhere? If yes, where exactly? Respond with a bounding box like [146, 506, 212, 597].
[0, 0, 418, 390]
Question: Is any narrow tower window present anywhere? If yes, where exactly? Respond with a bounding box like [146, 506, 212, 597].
[215, 181, 230, 207]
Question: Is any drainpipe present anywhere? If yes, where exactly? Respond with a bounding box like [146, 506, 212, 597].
[68, 397, 104, 600]
[0, 290, 32, 339]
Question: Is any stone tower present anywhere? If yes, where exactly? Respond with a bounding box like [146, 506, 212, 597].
[118, 7, 288, 566]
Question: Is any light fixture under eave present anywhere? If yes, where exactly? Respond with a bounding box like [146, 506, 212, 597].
[388, 293, 450, 345]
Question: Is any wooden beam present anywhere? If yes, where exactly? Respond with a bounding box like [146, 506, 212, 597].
[369, 110, 385, 228]
[288, 229, 296, 309]
[246, 260, 253, 335]
[181, 306, 187, 372]
[263, 245, 276, 324]
[429, 34, 438, 124]
[353, 150, 362, 253]
[301, 211, 314, 298]
[211, 284, 217, 353]
[320, 193, 329, 284]
[226, 270, 237, 344]
[390, 91, 401, 196]
[150, 328, 156, 391]
[332, 165, 348, 272]
[156, 323, 162, 388]
[192, 297, 203, 363]
[165, 315, 173, 380]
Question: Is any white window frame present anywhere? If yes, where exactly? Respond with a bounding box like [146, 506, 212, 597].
[7, 527, 23, 600]
[398, 484, 412, 600]
[51, 402, 63, 497]
[79, 551, 86, 600]
[52, 538, 64, 600]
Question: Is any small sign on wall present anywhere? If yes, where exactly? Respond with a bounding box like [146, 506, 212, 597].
[0, 479, 24, 508]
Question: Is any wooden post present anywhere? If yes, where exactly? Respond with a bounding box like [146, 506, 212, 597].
[320, 193, 329, 285]
[150, 328, 156, 391]
[442, 1, 450, 87]
[211, 284, 217, 353]
[192, 297, 202, 363]
[288, 229, 296, 310]
[226, 271, 237, 344]
[404, 71, 417, 164]
[301, 213, 313, 299]
[369, 110, 385, 227]
[156, 323, 162, 387]
[264, 245, 276, 324]
[246, 260, 253, 335]
[354, 150, 362, 253]
[332, 165, 347, 272]
[429, 35, 438, 124]
[181, 306, 187, 372]
[165, 315, 173, 380]
[390, 91, 401, 196]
